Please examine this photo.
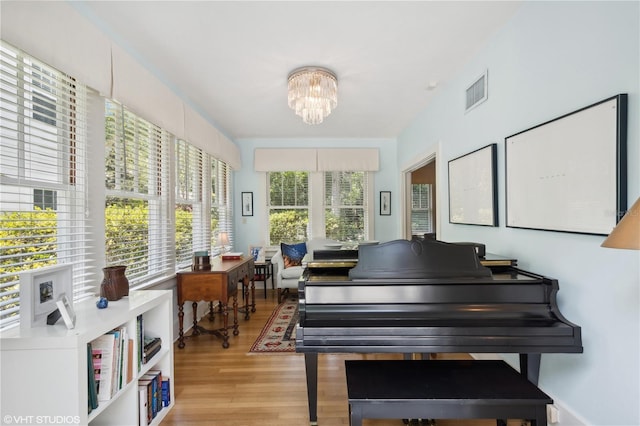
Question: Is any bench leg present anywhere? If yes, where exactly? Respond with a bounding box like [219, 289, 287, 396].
[349, 403, 363, 426]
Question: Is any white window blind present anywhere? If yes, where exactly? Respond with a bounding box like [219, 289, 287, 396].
[267, 171, 309, 245]
[411, 183, 433, 235]
[105, 100, 173, 285]
[324, 171, 368, 242]
[175, 139, 205, 268]
[211, 158, 233, 256]
[0, 42, 92, 328]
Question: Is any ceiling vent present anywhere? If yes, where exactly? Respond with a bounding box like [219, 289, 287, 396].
[465, 70, 488, 112]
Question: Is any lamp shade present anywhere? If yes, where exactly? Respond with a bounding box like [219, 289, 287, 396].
[601, 197, 640, 250]
[218, 232, 230, 247]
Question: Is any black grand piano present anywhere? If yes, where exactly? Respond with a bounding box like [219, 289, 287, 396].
[296, 239, 582, 425]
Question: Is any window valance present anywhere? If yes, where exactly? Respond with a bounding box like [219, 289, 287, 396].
[254, 148, 379, 172]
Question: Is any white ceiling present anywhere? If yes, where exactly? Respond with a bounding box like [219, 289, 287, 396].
[75, 1, 521, 140]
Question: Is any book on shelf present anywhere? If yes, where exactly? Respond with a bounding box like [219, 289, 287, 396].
[87, 343, 98, 413]
[91, 333, 116, 401]
[138, 387, 148, 426]
[143, 336, 162, 364]
[161, 378, 171, 407]
[142, 370, 163, 418]
[138, 381, 152, 425]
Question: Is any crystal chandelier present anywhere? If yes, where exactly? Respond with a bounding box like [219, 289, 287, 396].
[287, 66, 337, 125]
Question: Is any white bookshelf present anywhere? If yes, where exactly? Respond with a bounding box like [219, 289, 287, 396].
[0, 290, 174, 426]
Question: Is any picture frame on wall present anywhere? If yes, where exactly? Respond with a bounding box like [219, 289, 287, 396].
[242, 192, 254, 216]
[19, 264, 73, 329]
[505, 94, 627, 235]
[380, 191, 391, 215]
[448, 143, 498, 226]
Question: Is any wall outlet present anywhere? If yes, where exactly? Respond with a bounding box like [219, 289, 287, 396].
[547, 404, 560, 424]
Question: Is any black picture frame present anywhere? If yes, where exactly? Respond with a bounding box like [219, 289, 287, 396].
[380, 191, 391, 215]
[448, 143, 498, 226]
[241, 192, 254, 216]
[505, 94, 627, 235]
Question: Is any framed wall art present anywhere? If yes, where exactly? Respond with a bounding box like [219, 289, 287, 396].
[505, 94, 627, 235]
[242, 192, 253, 216]
[19, 263, 73, 329]
[249, 245, 266, 263]
[380, 191, 391, 215]
[448, 143, 498, 226]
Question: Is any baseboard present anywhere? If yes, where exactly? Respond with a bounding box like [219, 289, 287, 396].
[470, 353, 586, 426]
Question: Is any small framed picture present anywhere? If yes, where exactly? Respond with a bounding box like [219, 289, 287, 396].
[380, 191, 391, 216]
[242, 192, 254, 216]
[20, 264, 73, 329]
[249, 245, 266, 263]
[56, 293, 76, 330]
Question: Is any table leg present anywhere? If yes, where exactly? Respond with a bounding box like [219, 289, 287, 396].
[250, 276, 256, 312]
[232, 292, 239, 336]
[243, 278, 250, 320]
[221, 301, 229, 348]
[178, 303, 185, 349]
[208, 301, 215, 321]
[191, 301, 200, 335]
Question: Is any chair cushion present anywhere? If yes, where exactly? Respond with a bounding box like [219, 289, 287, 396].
[281, 265, 304, 279]
[281, 242, 307, 268]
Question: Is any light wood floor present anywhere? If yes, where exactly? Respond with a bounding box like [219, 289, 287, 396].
[161, 288, 525, 426]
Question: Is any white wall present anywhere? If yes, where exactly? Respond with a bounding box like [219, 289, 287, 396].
[232, 138, 399, 255]
[398, 2, 639, 425]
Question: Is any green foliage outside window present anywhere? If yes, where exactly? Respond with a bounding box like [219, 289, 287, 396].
[0, 209, 57, 319]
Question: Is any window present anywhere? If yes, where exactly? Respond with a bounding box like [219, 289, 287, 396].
[324, 171, 368, 242]
[411, 183, 433, 235]
[268, 172, 309, 245]
[267, 170, 370, 245]
[175, 139, 205, 267]
[0, 42, 91, 327]
[105, 100, 173, 285]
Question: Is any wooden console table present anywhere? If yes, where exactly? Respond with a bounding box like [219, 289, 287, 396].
[176, 256, 254, 349]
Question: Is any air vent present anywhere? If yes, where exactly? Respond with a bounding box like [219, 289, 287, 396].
[465, 70, 488, 112]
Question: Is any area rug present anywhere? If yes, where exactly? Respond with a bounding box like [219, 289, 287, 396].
[249, 295, 298, 354]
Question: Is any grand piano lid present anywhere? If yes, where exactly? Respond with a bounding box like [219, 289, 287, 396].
[348, 239, 492, 280]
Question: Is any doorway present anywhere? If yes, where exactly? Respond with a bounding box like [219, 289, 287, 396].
[400, 144, 441, 240]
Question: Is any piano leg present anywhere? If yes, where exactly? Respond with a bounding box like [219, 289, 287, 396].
[520, 353, 542, 385]
[304, 353, 319, 425]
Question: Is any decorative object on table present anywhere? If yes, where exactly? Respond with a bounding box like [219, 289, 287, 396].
[192, 251, 211, 271]
[448, 143, 498, 226]
[96, 297, 109, 309]
[221, 252, 243, 261]
[249, 294, 298, 354]
[19, 263, 73, 329]
[380, 191, 391, 215]
[601, 196, 640, 250]
[249, 245, 266, 263]
[217, 231, 230, 254]
[100, 265, 129, 301]
[241, 191, 253, 216]
[287, 66, 337, 125]
[506, 93, 627, 235]
[55, 293, 76, 329]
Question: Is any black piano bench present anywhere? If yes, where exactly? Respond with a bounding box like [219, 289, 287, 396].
[345, 359, 553, 426]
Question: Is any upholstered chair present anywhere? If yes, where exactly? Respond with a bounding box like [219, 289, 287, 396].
[271, 238, 339, 302]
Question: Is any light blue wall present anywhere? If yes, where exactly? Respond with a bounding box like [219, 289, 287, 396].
[398, 2, 639, 425]
[232, 138, 398, 254]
